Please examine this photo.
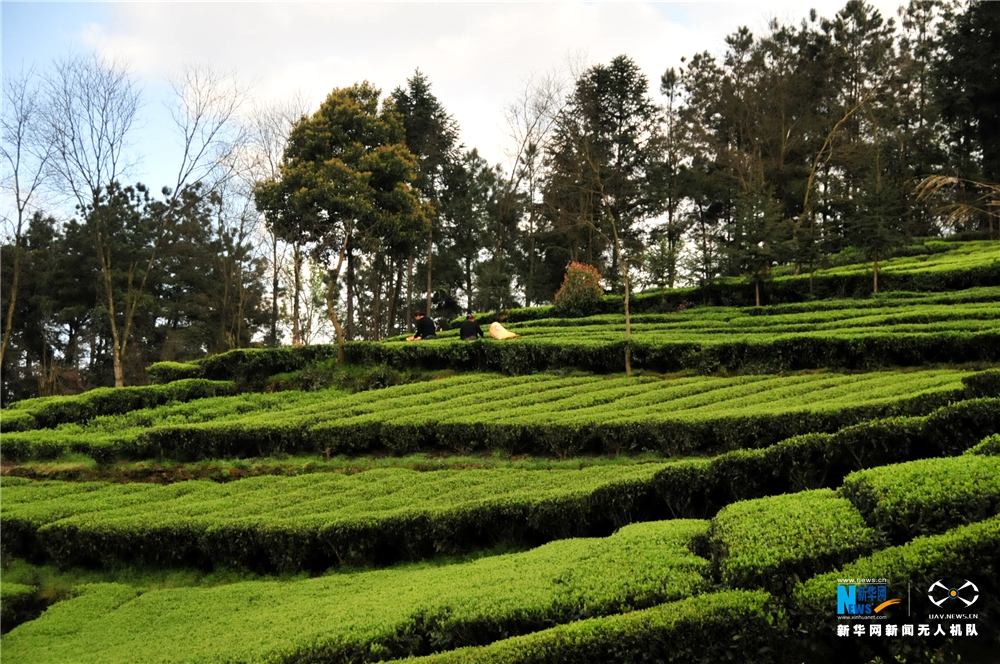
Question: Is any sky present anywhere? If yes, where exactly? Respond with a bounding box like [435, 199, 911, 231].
[3, 0, 906, 204]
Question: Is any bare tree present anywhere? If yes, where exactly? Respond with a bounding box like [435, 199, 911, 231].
[44, 55, 251, 386]
[1, 68, 53, 367]
[240, 95, 310, 346]
[168, 65, 250, 196]
[501, 70, 566, 306]
[44, 53, 141, 208]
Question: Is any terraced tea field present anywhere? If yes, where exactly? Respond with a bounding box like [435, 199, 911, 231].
[3, 241, 999, 663]
[2, 368, 977, 461]
[3, 452, 999, 663]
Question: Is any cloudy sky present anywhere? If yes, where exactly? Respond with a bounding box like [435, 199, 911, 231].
[4, 1, 905, 195]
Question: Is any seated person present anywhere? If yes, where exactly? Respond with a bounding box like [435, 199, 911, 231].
[460, 314, 484, 341]
[489, 320, 519, 339]
[406, 312, 437, 341]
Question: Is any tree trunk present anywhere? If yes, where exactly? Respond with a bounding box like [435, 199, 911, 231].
[373, 251, 382, 341]
[425, 229, 433, 316]
[0, 242, 23, 368]
[325, 282, 347, 365]
[324, 231, 351, 364]
[387, 259, 403, 338]
[270, 232, 280, 347]
[466, 257, 474, 313]
[346, 240, 355, 340]
[292, 243, 303, 345]
[873, 252, 879, 294]
[755, 278, 761, 307]
[527, 214, 536, 307]
[407, 255, 413, 327]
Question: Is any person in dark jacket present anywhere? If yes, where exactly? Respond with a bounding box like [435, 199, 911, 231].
[460, 314, 484, 341]
[407, 312, 437, 341]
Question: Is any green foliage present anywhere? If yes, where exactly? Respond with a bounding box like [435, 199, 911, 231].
[146, 361, 203, 384]
[1, 521, 711, 664]
[966, 433, 1000, 456]
[197, 345, 340, 390]
[0, 379, 235, 432]
[840, 455, 1000, 543]
[0, 583, 44, 635]
[708, 490, 877, 593]
[402, 590, 784, 664]
[553, 263, 605, 317]
[0, 370, 975, 463]
[963, 367, 1000, 398]
[0, 465, 672, 571]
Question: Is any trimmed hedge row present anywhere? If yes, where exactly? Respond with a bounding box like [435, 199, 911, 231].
[350, 332, 1000, 376]
[0, 466, 672, 572]
[3, 370, 972, 463]
[0, 583, 43, 635]
[840, 455, 1000, 544]
[410, 510, 1000, 664]
[5, 398, 997, 574]
[400, 590, 784, 664]
[449, 242, 1000, 322]
[198, 345, 340, 390]
[707, 490, 877, 594]
[146, 361, 203, 384]
[1, 521, 713, 664]
[202, 332, 1000, 380]
[651, 397, 1000, 518]
[139, 387, 959, 462]
[967, 433, 1000, 456]
[792, 516, 1000, 664]
[0, 379, 235, 432]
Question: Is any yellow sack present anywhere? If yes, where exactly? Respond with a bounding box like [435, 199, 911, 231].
[489, 321, 519, 340]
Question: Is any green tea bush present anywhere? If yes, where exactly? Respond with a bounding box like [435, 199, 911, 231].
[0, 583, 43, 635]
[839, 455, 1000, 543]
[2, 370, 964, 463]
[1, 521, 713, 664]
[401, 590, 784, 664]
[963, 368, 1000, 398]
[198, 345, 340, 390]
[146, 361, 204, 384]
[708, 490, 877, 593]
[1, 379, 235, 431]
[966, 433, 1000, 456]
[0, 466, 670, 571]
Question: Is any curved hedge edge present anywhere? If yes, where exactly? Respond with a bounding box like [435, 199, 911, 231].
[146, 362, 203, 384]
[0, 408, 35, 432]
[7, 476, 680, 574]
[791, 516, 1000, 664]
[0, 583, 45, 635]
[966, 433, 1000, 456]
[396, 590, 785, 664]
[346, 334, 1000, 377]
[963, 368, 1000, 399]
[0, 379, 235, 432]
[838, 455, 1000, 544]
[652, 397, 999, 519]
[707, 490, 879, 594]
[2, 583, 143, 645]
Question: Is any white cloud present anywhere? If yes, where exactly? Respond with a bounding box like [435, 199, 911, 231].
[74, 0, 908, 182]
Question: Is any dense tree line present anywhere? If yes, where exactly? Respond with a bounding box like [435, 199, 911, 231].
[2, 0, 997, 401]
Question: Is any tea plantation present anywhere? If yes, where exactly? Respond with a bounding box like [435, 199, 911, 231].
[2, 240, 999, 663]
